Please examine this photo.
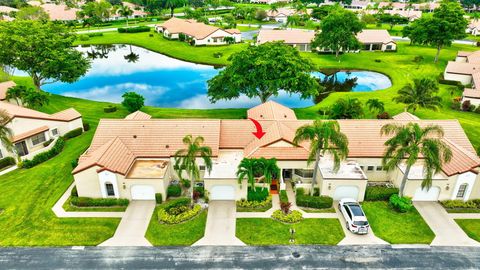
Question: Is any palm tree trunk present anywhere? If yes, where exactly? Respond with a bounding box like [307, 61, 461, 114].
[399, 165, 411, 197]
[190, 171, 195, 207]
[310, 151, 320, 196]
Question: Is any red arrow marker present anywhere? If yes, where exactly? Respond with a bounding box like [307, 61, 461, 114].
[248, 118, 266, 139]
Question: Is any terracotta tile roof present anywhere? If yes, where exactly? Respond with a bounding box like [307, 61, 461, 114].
[225, 29, 240, 34]
[0, 6, 18, 12]
[463, 88, 480, 98]
[457, 51, 473, 57]
[158, 17, 237, 40]
[256, 29, 315, 45]
[392, 112, 420, 121]
[0, 81, 15, 100]
[0, 101, 81, 122]
[266, 8, 297, 17]
[121, 2, 147, 16]
[247, 101, 297, 120]
[356, 30, 395, 44]
[445, 61, 480, 75]
[125, 111, 152, 120]
[384, 9, 422, 19]
[40, 4, 79, 21]
[443, 138, 480, 176]
[12, 125, 48, 143]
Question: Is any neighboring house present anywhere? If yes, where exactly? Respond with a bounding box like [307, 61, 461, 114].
[444, 51, 480, 106]
[467, 20, 480, 36]
[154, 17, 242, 46]
[72, 101, 480, 203]
[344, 0, 373, 10]
[250, 0, 290, 5]
[378, 1, 438, 12]
[266, 8, 301, 23]
[112, 2, 147, 20]
[39, 3, 79, 21]
[356, 29, 397, 51]
[0, 101, 83, 161]
[256, 29, 315, 52]
[0, 5, 17, 21]
[384, 9, 422, 21]
[0, 81, 19, 104]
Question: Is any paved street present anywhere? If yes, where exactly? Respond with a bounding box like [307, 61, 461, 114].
[1, 245, 479, 269]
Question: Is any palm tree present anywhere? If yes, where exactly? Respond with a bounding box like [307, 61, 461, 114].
[236, 158, 259, 191]
[293, 120, 349, 196]
[5, 85, 27, 106]
[165, 0, 184, 18]
[174, 135, 213, 204]
[124, 45, 140, 63]
[380, 123, 452, 197]
[0, 110, 13, 153]
[270, 3, 279, 13]
[366, 98, 385, 114]
[260, 157, 280, 187]
[117, 5, 133, 27]
[393, 78, 442, 112]
[286, 15, 300, 29]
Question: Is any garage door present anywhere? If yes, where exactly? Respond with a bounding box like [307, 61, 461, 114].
[131, 185, 155, 200]
[413, 186, 440, 201]
[210, 185, 235, 200]
[333, 186, 359, 201]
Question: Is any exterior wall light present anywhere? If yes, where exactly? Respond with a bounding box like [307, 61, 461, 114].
[328, 183, 332, 190]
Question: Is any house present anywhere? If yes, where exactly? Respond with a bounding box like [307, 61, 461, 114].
[266, 8, 300, 23]
[444, 51, 480, 106]
[344, 0, 373, 10]
[0, 6, 17, 21]
[154, 17, 241, 46]
[378, 1, 438, 12]
[39, 3, 79, 21]
[72, 101, 480, 203]
[256, 29, 315, 52]
[356, 29, 396, 51]
[250, 0, 291, 5]
[0, 81, 18, 104]
[467, 20, 480, 36]
[384, 9, 422, 21]
[112, 2, 147, 20]
[0, 102, 83, 160]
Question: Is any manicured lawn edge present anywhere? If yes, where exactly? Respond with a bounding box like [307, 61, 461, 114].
[455, 219, 480, 243]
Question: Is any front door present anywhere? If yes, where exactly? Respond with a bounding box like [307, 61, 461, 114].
[15, 141, 28, 156]
[270, 180, 278, 194]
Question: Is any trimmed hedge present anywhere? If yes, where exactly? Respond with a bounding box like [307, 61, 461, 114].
[71, 197, 129, 207]
[158, 204, 201, 224]
[271, 210, 303, 223]
[389, 194, 413, 213]
[247, 187, 269, 202]
[104, 105, 117, 113]
[237, 196, 272, 208]
[155, 193, 163, 204]
[63, 128, 83, 140]
[167, 185, 181, 197]
[0, 156, 15, 170]
[441, 200, 479, 209]
[22, 138, 65, 169]
[71, 186, 78, 197]
[87, 32, 103, 37]
[83, 123, 90, 131]
[295, 188, 333, 209]
[280, 190, 289, 203]
[118, 26, 150, 33]
[365, 186, 399, 201]
[43, 139, 54, 147]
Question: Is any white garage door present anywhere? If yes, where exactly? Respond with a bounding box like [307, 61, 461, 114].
[210, 185, 235, 200]
[333, 186, 359, 201]
[413, 186, 440, 201]
[131, 185, 155, 200]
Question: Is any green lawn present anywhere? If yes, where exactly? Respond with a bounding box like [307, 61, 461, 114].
[145, 208, 207, 246]
[0, 131, 120, 246]
[301, 207, 336, 213]
[455, 219, 480, 243]
[236, 218, 344, 245]
[362, 201, 435, 244]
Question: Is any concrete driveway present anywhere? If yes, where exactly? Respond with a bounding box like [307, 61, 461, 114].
[335, 202, 389, 246]
[414, 202, 479, 246]
[193, 201, 245, 246]
[99, 200, 155, 247]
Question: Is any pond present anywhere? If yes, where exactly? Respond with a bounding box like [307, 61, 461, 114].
[38, 45, 392, 109]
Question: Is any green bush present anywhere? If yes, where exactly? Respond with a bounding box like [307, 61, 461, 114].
[71, 186, 78, 197]
[71, 158, 78, 169]
[280, 190, 288, 203]
[296, 187, 305, 196]
[71, 197, 129, 207]
[296, 192, 333, 209]
[158, 204, 201, 224]
[43, 138, 54, 147]
[313, 187, 320, 196]
[0, 156, 15, 170]
[87, 32, 103, 37]
[441, 200, 478, 209]
[365, 186, 399, 201]
[22, 138, 65, 169]
[167, 185, 181, 197]
[63, 128, 83, 140]
[164, 198, 191, 211]
[389, 194, 413, 213]
[247, 187, 269, 202]
[194, 186, 205, 198]
[271, 210, 303, 223]
[237, 196, 272, 208]
[181, 178, 191, 188]
[83, 123, 90, 131]
[78, 34, 89, 41]
[118, 26, 150, 33]
[104, 105, 117, 113]
[155, 193, 163, 204]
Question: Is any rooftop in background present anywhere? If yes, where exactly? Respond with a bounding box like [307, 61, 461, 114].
[157, 17, 239, 40]
[39, 3, 79, 21]
[0, 81, 16, 101]
[0, 5, 18, 13]
[256, 29, 315, 45]
[126, 159, 169, 179]
[356, 30, 395, 45]
[0, 101, 81, 122]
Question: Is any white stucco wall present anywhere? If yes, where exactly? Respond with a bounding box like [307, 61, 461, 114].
[451, 171, 477, 201]
[444, 72, 472, 85]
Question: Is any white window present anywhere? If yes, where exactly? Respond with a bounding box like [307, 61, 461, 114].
[105, 183, 115, 196]
[31, 132, 47, 146]
[456, 184, 468, 199]
[51, 128, 59, 137]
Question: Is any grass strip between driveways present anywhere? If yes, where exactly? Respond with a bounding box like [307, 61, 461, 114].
[362, 201, 435, 244]
[455, 219, 480, 243]
[236, 218, 345, 245]
[145, 207, 207, 246]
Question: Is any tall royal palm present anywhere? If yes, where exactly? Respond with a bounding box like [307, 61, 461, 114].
[236, 158, 259, 191]
[0, 110, 13, 152]
[260, 157, 280, 188]
[174, 135, 212, 203]
[293, 120, 349, 195]
[117, 5, 133, 27]
[393, 78, 442, 112]
[381, 123, 452, 197]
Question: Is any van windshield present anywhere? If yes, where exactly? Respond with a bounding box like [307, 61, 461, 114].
[354, 221, 369, 226]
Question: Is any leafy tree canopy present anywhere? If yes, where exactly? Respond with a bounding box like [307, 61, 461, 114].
[15, 6, 49, 21]
[329, 97, 364, 119]
[122, 91, 145, 112]
[207, 42, 319, 103]
[0, 20, 90, 90]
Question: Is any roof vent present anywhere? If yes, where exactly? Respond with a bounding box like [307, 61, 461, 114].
[165, 144, 169, 149]
[284, 114, 287, 118]
[133, 135, 137, 139]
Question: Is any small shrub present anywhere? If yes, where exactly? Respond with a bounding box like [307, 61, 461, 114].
[78, 34, 89, 41]
[158, 204, 201, 224]
[451, 99, 461, 110]
[237, 196, 272, 209]
[365, 186, 399, 201]
[193, 190, 201, 202]
[167, 205, 189, 215]
[213, 52, 223, 58]
[71, 158, 79, 169]
[83, 123, 90, 131]
[271, 210, 303, 223]
[0, 156, 15, 170]
[87, 32, 103, 37]
[104, 105, 117, 113]
[164, 198, 191, 211]
[247, 187, 269, 202]
[280, 201, 292, 214]
[63, 128, 83, 140]
[374, 59, 381, 63]
[118, 26, 150, 33]
[313, 187, 320, 196]
[441, 200, 477, 209]
[376, 112, 390, 119]
[474, 106, 480, 114]
[296, 187, 305, 196]
[71, 197, 129, 207]
[194, 186, 205, 198]
[181, 178, 191, 188]
[279, 190, 288, 203]
[167, 185, 182, 197]
[389, 194, 413, 213]
[155, 193, 163, 204]
[22, 138, 65, 168]
[413, 55, 424, 63]
[43, 139, 54, 147]
[462, 100, 473, 111]
[71, 186, 78, 197]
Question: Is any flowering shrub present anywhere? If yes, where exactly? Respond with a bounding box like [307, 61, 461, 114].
[237, 196, 272, 208]
[271, 210, 303, 223]
[158, 204, 201, 224]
